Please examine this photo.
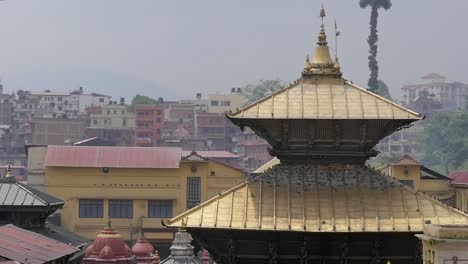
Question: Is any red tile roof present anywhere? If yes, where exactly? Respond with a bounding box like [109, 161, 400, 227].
[450, 171, 468, 185]
[45, 146, 182, 169]
[0, 225, 79, 264]
[182, 151, 240, 159]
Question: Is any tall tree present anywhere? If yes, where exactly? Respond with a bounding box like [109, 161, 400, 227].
[359, 0, 392, 93]
[376, 80, 393, 100]
[131, 94, 158, 106]
[420, 108, 468, 174]
[241, 79, 284, 104]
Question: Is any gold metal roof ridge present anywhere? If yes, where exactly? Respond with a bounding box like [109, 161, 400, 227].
[345, 81, 423, 119]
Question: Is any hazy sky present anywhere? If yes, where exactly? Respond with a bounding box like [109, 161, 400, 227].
[0, 0, 466, 100]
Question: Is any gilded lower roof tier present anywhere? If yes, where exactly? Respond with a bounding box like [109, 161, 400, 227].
[228, 79, 422, 120]
[167, 164, 468, 232]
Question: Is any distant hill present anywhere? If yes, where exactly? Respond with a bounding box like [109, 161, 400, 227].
[3, 67, 182, 101]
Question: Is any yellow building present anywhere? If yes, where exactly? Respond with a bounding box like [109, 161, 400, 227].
[450, 172, 468, 213]
[205, 90, 247, 114]
[90, 103, 135, 129]
[378, 155, 454, 204]
[44, 146, 245, 246]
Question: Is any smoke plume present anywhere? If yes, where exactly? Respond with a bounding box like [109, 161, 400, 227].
[359, 0, 392, 93]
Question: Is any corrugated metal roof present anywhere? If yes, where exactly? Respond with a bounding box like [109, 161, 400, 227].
[450, 171, 468, 185]
[0, 225, 79, 264]
[0, 177, 63, 207]
[182, 151, 240, 159]
[168, 164, 468, 232]
[253, 157, 280, 173]
[45, 146, 182, 169]
[228, 79, 422, 120]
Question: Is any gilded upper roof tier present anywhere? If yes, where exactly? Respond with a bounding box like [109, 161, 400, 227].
[167, 164, 468, 232]
[228, 78, 422, 120]
[228, 6, 422, 122]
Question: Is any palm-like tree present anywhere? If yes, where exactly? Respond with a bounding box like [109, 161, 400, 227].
[360, 0, 392, 93]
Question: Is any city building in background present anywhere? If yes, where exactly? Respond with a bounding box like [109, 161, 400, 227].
[0, 82, 14, 126]
[89, 99, 135, 130]
[134, 103, 164, 147]
[236, 128, 272, 171]
[26, 117, 87, 145]
[204, 88, 247, 114]
[402, 73, 468, 111]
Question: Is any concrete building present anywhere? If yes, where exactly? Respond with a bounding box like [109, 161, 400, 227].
[204, 88, 247, 114]
[44, 146, 245, 251]
[26, 145, 48, 192]
[0, 83, 13, 125]
[416, 224, 468, 264]
[134, 104, 164, 147]
[31, 91, 80, 118]
[89, 102, 135, 130]
[402, 73, 468, 111]
[196, 112, 240, 151]
[236, 128, 272, 171]
[26, 117, 87, 145]
[72, 87, 111, 113]
[450, 172, 468, 213]
[85, 127, 134, 146]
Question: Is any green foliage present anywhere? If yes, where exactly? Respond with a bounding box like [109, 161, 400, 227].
[241, 79, 284, 104]
[375, 80, 393, 100]
[420, 108, 468, 174]
[131, 94, 157, 106]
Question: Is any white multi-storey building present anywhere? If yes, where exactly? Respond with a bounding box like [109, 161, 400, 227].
[402, 73, 468, 111]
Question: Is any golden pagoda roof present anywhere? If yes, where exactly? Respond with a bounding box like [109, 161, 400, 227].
[228, 79, 422, 120]
[167, 164, 468, 232]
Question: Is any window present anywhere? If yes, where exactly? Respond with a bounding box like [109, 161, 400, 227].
[79, 199, 103, 218]
[156, 110, 162, 115]
[210, 171, 215, 176]
[58, 97, 62, 102]
[187, 177, 201, 209]
[113, 110, 117, 114]
[156, 118, 161, 123]
[99, 98, 105, 103]
[148, 200, 173, 218]
[93, 119, 97, 125]
[58, 106, 63, 111]
[123, 118, 127, 126]
[210, 101, 219, 106]
[109, 199, 133, 218]
[106, 110, 110, 115]
[220, 101, 230, 106]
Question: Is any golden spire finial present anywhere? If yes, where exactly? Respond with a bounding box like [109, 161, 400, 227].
[317, 5, 328, 47]
[5, 165, 12, 178]
[320, 4, 326, 23]
[302, 4, 342, 79]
